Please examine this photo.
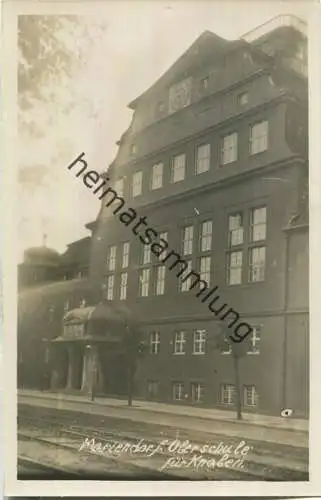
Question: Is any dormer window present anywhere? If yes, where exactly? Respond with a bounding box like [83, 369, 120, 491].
[130, 144, 137, 155]
[238, 92, 249, 106]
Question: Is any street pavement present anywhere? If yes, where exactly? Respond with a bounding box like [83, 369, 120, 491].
[18, 389, 308, 448]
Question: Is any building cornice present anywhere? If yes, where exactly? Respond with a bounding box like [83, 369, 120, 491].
[112, 92, 306, 173]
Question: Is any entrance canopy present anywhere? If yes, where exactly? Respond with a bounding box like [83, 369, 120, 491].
[53, 302, 140, 343]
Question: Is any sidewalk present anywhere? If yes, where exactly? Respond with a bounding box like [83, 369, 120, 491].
[18, 389, 308, 432]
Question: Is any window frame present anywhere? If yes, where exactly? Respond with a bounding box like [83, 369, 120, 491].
[151, 162, 164, 190]
[182, 225, 194, 256]
[192, 329, 206, 355]
[132, 170, 143, 198]
[171, 153, 186, 183]
[155, 265, 166, 296]
[221, 132, 238, 165]
[243, 384, 258, 407]
[195, 143, 210, 175]
[220, 383, 235, 405]
[248, 246, 266, 283]
[150, 331, 160, 354]
[107, 245, 117, 272]
[180, 260, 192, 292]
[191, 382, 204, 403]
[139, 268, 150, 297]
[227, 250, 243, 286]
[249, 120, 268, 155]
[172, 381, 184, 401]
[119, 272, 128, 300]
[106, 274, 114, 301]
[247, 326, 261, 355]
[199, 255, 211, 286]
[200, 220, 213, 252]
[173, 331, 186, 355]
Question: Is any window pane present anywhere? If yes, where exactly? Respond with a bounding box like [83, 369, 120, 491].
[249, 247, 266, 282]
[132, 171, 143, 197]
[151, 162, 163, 190]
[196, 144, 210, 174]
[244, 385, 258, 406]
[250, 121, 268, 154]
[183, 226, 194, 255]
[115, 178, 124, 197]
[122, 242, 130, 268]
[200, 256, 211, 285]
[172, 154, 186, 183]
[139, 268, 150, 296]
[251, 207, 267, 242]
[221, 133, 238, 165]
[228, 214, 243, 246]
[228, 251, 243, 285]
[220, 383, 235, 404]
[180, 260, 192, 291]
[201, 220, 212, 251]
[156, 266, 166, 295]
[120, 272, 128, 300]
[107, 246, 117, 271]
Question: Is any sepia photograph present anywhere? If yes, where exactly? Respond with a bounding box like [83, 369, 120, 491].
[2, 0, 321, 496]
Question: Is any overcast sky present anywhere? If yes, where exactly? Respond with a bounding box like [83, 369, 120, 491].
[18, 1, 310, 259]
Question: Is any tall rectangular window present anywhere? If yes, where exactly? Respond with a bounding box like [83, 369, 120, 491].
[227, 251, 243, 285]
[139, 268, 150, 297]
[193, 329, 206, 354]
[221, 132, 238, 165]
[132, 171, 143, 197]
[150, 332, 160, 354]
[249, 247, 266, 282]
[180, 260, 192, 292]
[142, 243, 151, 265]
[171, 154, 186, 183]
[247, 326, 261, 354]
[106, 275, 114, 300]
[200, 220, 212, 252]
[172, 382, 184, 401]
[183, 225, 194, 255]
[119, 272, 128, 300]
[173, 331, 186, 354]
[151, 162, 163, 190]
[155, 265, 166, 295]
[228, 213, 244, 246]
[220, 383, 235, 405]
[107, 245, 117, 271]
[115, 178, 124, 197]
[200, 256, 211, 285]
[244, 385, 258, 406]
[122, 242, 130, 268]
[191, 382, 204, 403]
[250, 121, 268, 154]
[250, 207, 267, 242]
[195, 144, 210, 174]
[159, 231, 168, 257]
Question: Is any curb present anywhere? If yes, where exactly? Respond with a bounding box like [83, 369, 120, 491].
[18, 392, 308, 434]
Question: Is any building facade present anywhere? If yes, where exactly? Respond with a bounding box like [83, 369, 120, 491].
[85, 16, 308, 417]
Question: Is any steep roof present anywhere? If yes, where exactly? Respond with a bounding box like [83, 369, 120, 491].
[128, 30, 239, 109]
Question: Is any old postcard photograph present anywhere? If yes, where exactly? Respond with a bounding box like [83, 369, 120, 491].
[2, 0, 321, 496]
